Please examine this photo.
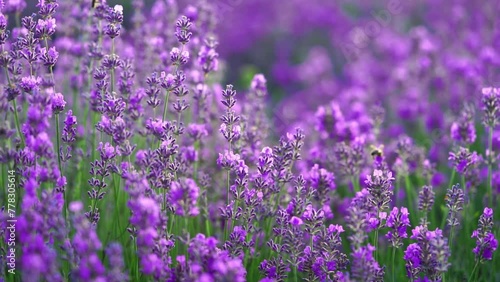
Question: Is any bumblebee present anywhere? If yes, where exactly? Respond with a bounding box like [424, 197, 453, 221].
[370, 144, 384, 158]
[92, 0, 100, 8]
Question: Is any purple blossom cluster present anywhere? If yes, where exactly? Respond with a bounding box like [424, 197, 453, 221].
[0, 0, 499, 281]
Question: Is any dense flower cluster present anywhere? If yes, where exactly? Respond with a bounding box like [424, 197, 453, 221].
[0, 0, 499, 281]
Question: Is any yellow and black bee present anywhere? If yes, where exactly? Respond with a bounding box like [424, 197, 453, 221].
[92, 0, 101, 8]
[370, 144, 384, 158]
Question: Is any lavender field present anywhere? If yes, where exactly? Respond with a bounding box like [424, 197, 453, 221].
[1, 0, 500, 281]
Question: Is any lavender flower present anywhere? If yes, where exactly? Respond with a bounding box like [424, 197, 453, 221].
[198, 37, 219, 74]
[418, 185, 435, 225]
[351, 245, 385, 281]
[448, 147, 480, 175]
[445, 184, 464, 227]
[61, 109, 77, 143]
[345, 188, 376, 247]
[450, 104, 476, 145]
[220, 84, 241, 147]
[404, 243, 422, 279]
[472, 207, 498, 261]
[386, 206, 410, 248]
[181, 234, 246, 281]
[405, 226, 450, 280]
[106, 243, 129, 282]
[175, 15, 192, 45]
[365, 169, 395, 213]
[308, 164, 335, 205]
[418, 185, 435, 213]
[169, 177, 200, 216]
[70, 201, 106, 281]
[104, 5, 124, 38]
[481, 87, 500, 128]
[50, 92, 66, 114]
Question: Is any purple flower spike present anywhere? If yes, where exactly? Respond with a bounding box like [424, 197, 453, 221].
[351, 245, 385, 281]
[445, 184, 464, 227]
[405, 225, 449, 280]
[482, 87, 500, 128]
[386, 206, 410, 248]
[448, 147, 480, 175]
[365, 169, 395, 213]
[170, 178, 200, 216]
[472, 207, 498, 262]
[50, 92, 66, 114]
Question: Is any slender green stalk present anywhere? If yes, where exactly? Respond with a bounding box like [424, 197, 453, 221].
[449, 228, 454, 251]
[162, 90, 171, 122]
[184, 216, 190, 261]
[55, 114, 62, 174]
[111, 38, 115, 93]
[468, 261, 479, 282]
[4, 65, 25, 147]
[205, 217, 211, 237]
[224, 169, 231, 242]
[392, 247, 396, 282]
[134, 239, 139, 281]
[12, 99, 25, 147]
[193, 140, 200, 181]
[351, 176, 359, 193]
[488, 127, 493, 207]
[446, 227, 455, 282]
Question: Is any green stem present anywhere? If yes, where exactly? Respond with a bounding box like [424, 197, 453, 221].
[54, 113, 67, 219]
[224, 169, 231, 242]
[488, 127, 493, 207]
[449, 228, 454, 251]
[448, 170, 456, 189]
[162, 90, 171, 122]
[134, 239, 139, 281]
[205, 217, 211, 237]
[351, 176, 359, 193]
[468, 261, 479, 282]
[110, 38, 116, 94]
[392, 247, 396, 282]
[193, 140, 200, 181]
[12, 99, 25, 147]
[4, 65, 24, 147]
[55, 114, 62, 174]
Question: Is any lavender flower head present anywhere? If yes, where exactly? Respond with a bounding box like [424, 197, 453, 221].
[251, 73, 267, 97]
[418, 185, 435, 225]
[50, 92, 66, 114]
[472, 207, 498, 261]
[445, 184, 464, 227]
[365, 169, 395, 213]
[351, 245, 385, 281]
[175, 15, 192, 45]
[405, 226, 450, 281]
[481, 87, 500, 128]
[182, 234, 246, 281]
[448, 147, 480, 175]
[386, 206, 410, 248]
[450, 104, 476, 145]
[170, 178, 200, 216]
[418, 185, 435, 213]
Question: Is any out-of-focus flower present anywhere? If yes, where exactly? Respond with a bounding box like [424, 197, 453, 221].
[448, 147, 480, 175]
[445, 184, 464, 227]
